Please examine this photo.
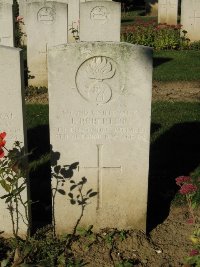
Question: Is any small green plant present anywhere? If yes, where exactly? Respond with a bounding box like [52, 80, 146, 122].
[121, 19, 190, 50]
[69, 20, 80, 41]
[0, 132, 30, 239]
[0, 132, 33, 266]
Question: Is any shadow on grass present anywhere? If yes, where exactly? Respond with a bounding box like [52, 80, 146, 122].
[27, 125, 51, 234]
[153, 57, 173, 68]
[147, 122, 200, 232]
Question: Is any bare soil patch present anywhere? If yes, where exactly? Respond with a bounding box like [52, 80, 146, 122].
[25, 81, 200, 104]
[70, 205, 196, 267]
[153, 81, 200, 102]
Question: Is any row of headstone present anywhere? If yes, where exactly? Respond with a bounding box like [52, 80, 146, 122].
[148, 0, 200, 42]
[26, 0, 120, 87]
[1, 0, 200, 52]
[0, 0, 153, 236]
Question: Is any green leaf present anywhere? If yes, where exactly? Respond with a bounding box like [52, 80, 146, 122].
[0, 180, 11, 192]
[5, 196, 13, 203]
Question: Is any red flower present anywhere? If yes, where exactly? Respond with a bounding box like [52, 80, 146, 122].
[179, 183, 197, 195]
[176, 176, 191, 186]
[189, 249, 199, 256]
[0, 132, 6, 147]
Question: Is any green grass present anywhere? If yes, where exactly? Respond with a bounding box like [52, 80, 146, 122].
[26, 104, 49, 128]
[121, 12, 156, 26]
[153, 50, 200, 81]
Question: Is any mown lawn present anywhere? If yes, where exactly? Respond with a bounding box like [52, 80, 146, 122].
[153, 50, 200, 81]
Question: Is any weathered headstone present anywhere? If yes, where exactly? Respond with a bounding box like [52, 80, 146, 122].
[181, 0, 200, 42]
[48, 42, 152, 233]
[0, 0, 14, 47]
[26, 1, 68, 87]
[80, 1, 121, 41]
[19, 0, 79, 45]
[146, 0, 158, 16]
[0, 45, 28, 237]
[158, 0, 178, 25]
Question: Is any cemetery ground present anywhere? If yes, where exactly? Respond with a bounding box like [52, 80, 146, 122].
[1, 54, 199, 266]
[1, 6, 200, 267]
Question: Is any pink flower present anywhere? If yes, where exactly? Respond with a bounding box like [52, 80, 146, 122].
[187, 218, 195, 224]
[179, 183, 198, 195]
[16, 16, 23, 22]
[176, 176, 192, 186]
[189, 249, 199, 256]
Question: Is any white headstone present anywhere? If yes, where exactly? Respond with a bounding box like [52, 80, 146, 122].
[80, 1, 121, 41]
[26, 1, 68, 87]
[48, 42, 152, 233]
[19, 0, 79, 45]
[158, 0, 178, 25]
[181, 0, 200, 42]
[0, 0, 14, 47]
[0, 45, 28, 237]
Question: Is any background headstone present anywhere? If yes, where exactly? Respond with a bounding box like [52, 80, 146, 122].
[146, 0, 158, 16]
[19, 0, 79, 45]
[158, 0, 178, 25]
[181, 0, 200, 42]
[0, 45, 28, 237]
[48, 42, 152, 233]
[80, 1, 121, 41]
[26, 1, 68, 87]
[0, 0, 14, 47]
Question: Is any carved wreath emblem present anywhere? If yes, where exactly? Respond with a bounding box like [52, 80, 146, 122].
[76, 56, 117, 105]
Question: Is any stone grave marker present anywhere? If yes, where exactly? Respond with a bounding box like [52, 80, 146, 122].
[19, 0, 79, 45]
[0, 45, 28, 237]
[181, 0, 200, 42]
[26, 1, 68, 87]
[0, 0, 14, 47]
[80, 1, 121, 41]
[158, 0, 178, 25]
[48, 42, 152, 233]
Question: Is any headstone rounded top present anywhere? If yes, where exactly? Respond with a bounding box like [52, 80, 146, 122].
[37, 6, 56, 24]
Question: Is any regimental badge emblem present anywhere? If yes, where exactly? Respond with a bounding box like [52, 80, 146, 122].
[76, 56, 124, 105]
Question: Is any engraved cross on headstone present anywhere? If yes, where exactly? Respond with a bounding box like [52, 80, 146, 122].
[39, 43, 48, 69]
[189, 11, 200, 30]
[78, 144, 122, 210]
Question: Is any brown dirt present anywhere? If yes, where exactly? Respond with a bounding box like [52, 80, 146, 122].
[152, 81, 200, 102]
[70, 205, 197, 267]
[25, 81, 200, 104]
